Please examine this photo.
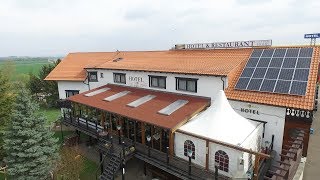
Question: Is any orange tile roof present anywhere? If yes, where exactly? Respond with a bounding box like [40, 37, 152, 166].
[67, 84, 210, 129]
[45, 49, 252, 81]
[225, 46, 320, 110]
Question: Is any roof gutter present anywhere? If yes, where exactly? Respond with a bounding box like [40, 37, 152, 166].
[83, 69, 90, 91]
[220, 76, 226, 90]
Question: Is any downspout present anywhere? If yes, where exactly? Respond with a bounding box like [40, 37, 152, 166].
[220, 76, 225, 90]
[84, 69, 90, 90]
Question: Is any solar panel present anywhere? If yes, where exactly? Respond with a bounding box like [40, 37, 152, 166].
[85, 88, 110, 97]
[274, 80, 291, 94]
[273, 49, 286, 57]
[261, 49, 274, 57]
[251, 49, 263, 57]
[269, 58, 283, 67]
[247, 79, 263, 90]
[240, 68, 255, 77]
[290, 81, 307, 95]
[127, 95, 156, 108]
[260, 79, 276, 92]
[286, 48, 299, 57]
[246, 58, 259, 67]
[252, 68, 267, 78]
[235, 78, 250, 89]
[279, 69, 294, 80]
[158, 100, 188, 115]
[103, 91, 131, 102]
[299, 48, 313, 57]
[235, 47, 313, 96]
[257, 58, 271, 67]
[282, 58, 297, 68]
[293, 69, 309, 81]
[296, 58, 311, 68]
[265, 68, 280, 79]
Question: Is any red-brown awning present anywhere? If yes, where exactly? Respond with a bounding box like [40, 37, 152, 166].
[67, 84, 210, 130]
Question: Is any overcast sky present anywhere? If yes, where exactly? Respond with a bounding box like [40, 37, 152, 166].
[1, 0, 319, 56]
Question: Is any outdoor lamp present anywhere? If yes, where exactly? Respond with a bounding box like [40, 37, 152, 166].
[117, 125, 122, 144]
[187, 149, 193, 175]
[147, 135, 151, 157]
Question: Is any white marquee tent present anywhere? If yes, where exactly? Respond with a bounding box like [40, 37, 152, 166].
[175, 90, 263, 178]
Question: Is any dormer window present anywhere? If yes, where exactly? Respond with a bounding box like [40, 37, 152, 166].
[88, 72, 98, 82]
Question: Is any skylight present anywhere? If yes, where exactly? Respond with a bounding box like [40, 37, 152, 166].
[84, 88, 110, 97]
[103, 91, 131, 102]
[127, 95, 156, 108]
[158, 100, 189, 115]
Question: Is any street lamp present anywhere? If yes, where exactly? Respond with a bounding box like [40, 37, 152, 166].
[214, 161, 219, 180]
[187, 149, 193, 175]
[117, 124, 122, 144]
[146, 135, 151, 157]
[121, 141, 125, 180]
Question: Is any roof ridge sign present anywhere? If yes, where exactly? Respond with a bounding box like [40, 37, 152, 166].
[175, 40, 272, 50]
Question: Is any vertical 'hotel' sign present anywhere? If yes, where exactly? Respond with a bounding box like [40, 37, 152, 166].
[175, 40, 272, 50]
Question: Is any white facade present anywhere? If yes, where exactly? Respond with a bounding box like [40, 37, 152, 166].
[229, 100, 286, 158]
[57, 81, 89, 99]
[88, 69, 224, 100]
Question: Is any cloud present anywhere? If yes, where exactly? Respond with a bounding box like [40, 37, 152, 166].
[0, 0, 319, 56]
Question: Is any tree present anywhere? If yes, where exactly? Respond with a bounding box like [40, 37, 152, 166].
[3, 85, 59, 179]
[55, 146, 84, 180]
[27, 73, 43, 97]
[28, 59, 61, 107]
[0, 69, 15, 160]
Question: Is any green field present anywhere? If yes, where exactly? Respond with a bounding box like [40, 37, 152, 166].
[0, 59, 51, 80]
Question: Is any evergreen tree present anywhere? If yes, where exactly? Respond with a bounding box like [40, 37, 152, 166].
[3, 85, 59, 179]
[0, 69, 15, 160]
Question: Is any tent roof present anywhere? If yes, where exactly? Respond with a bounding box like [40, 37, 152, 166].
[179, 90, 261, 145]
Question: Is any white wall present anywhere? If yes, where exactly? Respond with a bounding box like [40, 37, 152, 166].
[241, 123, 264, 175]
[57, 81, 89, 99]
[88, 69, 224, 100]
[229, 100, 286, 158]
[174, 132, 207, 168]
[209, 143, 244, 178]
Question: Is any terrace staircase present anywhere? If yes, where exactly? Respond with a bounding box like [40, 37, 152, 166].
[98, 138, 135, 180]
[99, 154, 121, 180]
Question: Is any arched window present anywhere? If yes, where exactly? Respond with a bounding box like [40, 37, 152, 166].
[215, 150, 229, 172]
[184, 140, 195, 159]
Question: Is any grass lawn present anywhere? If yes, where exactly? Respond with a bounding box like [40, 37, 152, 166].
[80, 157, 100, 180]
[38, 107, 61, 126]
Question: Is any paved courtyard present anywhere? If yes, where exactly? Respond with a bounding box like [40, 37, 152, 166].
[303, 91, 320, 180]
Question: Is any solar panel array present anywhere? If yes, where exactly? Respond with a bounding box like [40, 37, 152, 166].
[235, 48, 313, 96]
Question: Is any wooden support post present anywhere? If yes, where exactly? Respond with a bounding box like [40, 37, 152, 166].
[160, 129, 162, 152]
[126, 119, 129, 138]
[109, 113, 112, 132]
[169, 131, 174, 156]
[253, 154, 261, 180]
[141, 123, 145, 145]
[134, 121, 137, 143]
[86, 119, 88, 129]
[205, 140, 209, 171]
[99, 152, 103, 174]
[151, 126, 154, 148]
[101, 111, 105, 130]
